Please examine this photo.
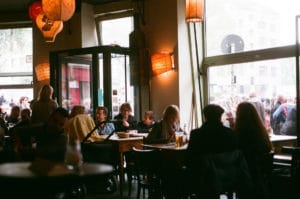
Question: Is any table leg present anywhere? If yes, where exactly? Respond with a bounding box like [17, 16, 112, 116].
[119, 152, 124, 197]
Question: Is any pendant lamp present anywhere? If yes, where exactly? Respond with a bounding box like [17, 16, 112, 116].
[36, 13, 63, 42]
[151, 53, 173, 76]
[185, 0, 204, 22]
[42, 0, 76, 21]
[28, 1, 43, 21]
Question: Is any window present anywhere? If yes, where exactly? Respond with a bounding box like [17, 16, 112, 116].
[204, 0, 299, 137]
[96, 16, 133, 47]
[0, 27, 33, 113]
[205, 0, 300, 56]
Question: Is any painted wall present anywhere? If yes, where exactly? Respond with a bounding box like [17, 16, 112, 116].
[144, 0, 179, 120]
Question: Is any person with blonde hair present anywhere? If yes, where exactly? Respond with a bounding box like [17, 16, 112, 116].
[144, 104, 182, 144]
[31, 84, 58, 124]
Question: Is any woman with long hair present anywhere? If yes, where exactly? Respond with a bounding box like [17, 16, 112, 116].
[31, 84, 58, 124]
[234, 102, 273, 199]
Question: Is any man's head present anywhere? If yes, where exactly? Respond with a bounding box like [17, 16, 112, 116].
[203, 104, 224, 122]
[47, 107, 69, 133]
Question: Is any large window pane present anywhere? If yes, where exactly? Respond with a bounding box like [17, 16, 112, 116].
[0, 27, 33, 114]
[208, 58, 296, 136]
[206, 0, 300, 56]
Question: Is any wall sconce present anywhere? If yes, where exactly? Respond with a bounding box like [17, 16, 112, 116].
[151, 53, 173, 76]
[42, 0, 76, 21]
[185, 0, 204, 22]
[35, 63, 50, 81]
[36, 13, 63, 42]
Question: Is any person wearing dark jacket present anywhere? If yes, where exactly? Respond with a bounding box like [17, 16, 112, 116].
[113, 102, 137, 132]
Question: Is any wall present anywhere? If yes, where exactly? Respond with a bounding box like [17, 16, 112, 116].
[144, 0, 179, 120]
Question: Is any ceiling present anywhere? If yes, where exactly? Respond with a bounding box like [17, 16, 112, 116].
[0, 0, 126, 13]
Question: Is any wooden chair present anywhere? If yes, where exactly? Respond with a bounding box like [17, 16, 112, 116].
[132, 147, 162, 199]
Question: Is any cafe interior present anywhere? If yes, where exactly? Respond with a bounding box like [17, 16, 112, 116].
[0, 0, 300, 198]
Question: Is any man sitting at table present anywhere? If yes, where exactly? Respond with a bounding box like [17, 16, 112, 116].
[186, 104, 252, 199]
[30, 107, 70, 162]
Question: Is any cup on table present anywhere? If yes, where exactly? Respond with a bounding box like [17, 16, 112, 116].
[175, 131, 184, 148]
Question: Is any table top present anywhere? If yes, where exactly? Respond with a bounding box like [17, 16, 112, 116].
[0, 161, 114, 179]
[270, 135, 297, 142]
[100, 133, 145, 142]
[142, 142, 188, 150]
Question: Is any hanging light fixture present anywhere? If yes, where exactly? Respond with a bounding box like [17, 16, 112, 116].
[28, 1, 43, 21]
[35, 63, 50, 81]
[36, 13, 63, 42]
[185, 0, 204, 22]
[151, 53, 173, 76]
[42, 0, 76, 21]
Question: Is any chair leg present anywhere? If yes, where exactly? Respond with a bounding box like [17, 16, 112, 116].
[136, 184, 140, 199]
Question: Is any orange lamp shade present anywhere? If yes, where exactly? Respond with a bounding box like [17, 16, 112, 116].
[35, 63, 50, 81]
[151, 53, 172, 76]
[42, 0, 76, 21]
[28, 1, 43, 21]
[186, 0, 204, 22]
[36, 13, 63, 42]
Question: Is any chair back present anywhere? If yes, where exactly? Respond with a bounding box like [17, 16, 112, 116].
[187, 149, 253, 197]
[132, 147, 159, 176]
[11, 124, 42, 161]
[290, 147, 300, 180]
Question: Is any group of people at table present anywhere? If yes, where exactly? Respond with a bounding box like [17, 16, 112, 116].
[0, 84, 274, 199]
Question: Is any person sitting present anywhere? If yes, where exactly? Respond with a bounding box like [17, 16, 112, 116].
[65, 105, 104, 143]
[144, 104, 183, 144]
[233, 102, 273, 199]
[35, 107, 69, 162]
[95, 106, 115, 135]
[5, 105, 20, 127]
[113, 102, 137, 132]
[137, 110, 155, 133]
[186, 104, 251, 199]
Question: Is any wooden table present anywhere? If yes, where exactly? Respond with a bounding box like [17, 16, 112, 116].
[0, 161, 114, 198]
[103, 134, 144, 197]
[270, 135, 297, 153]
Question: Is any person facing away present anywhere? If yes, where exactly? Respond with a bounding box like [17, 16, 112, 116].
[187, 104, 237, 155]
[270, 95, 286, 133]
[144, 104, 183, 144]
[31, 84, 58, 125]
[272, 102, 294, 135]
[95, 106, 115, 135]
[186, 104, 252, 199]
[65, 105, 104, 143]
[113, 102, 137, 132]
[249, 92, 265, 123]
[35, 107, 69, 162]
[233, 102, 273, 199]
[280, 104, 296, 136]
[137, 110, 155, 133]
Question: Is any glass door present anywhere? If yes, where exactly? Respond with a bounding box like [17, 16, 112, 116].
[50, 46, 134, 120]
[60, 55, 92, 114]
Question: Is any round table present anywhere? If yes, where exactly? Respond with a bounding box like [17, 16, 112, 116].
[0, 162, 114, 198]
